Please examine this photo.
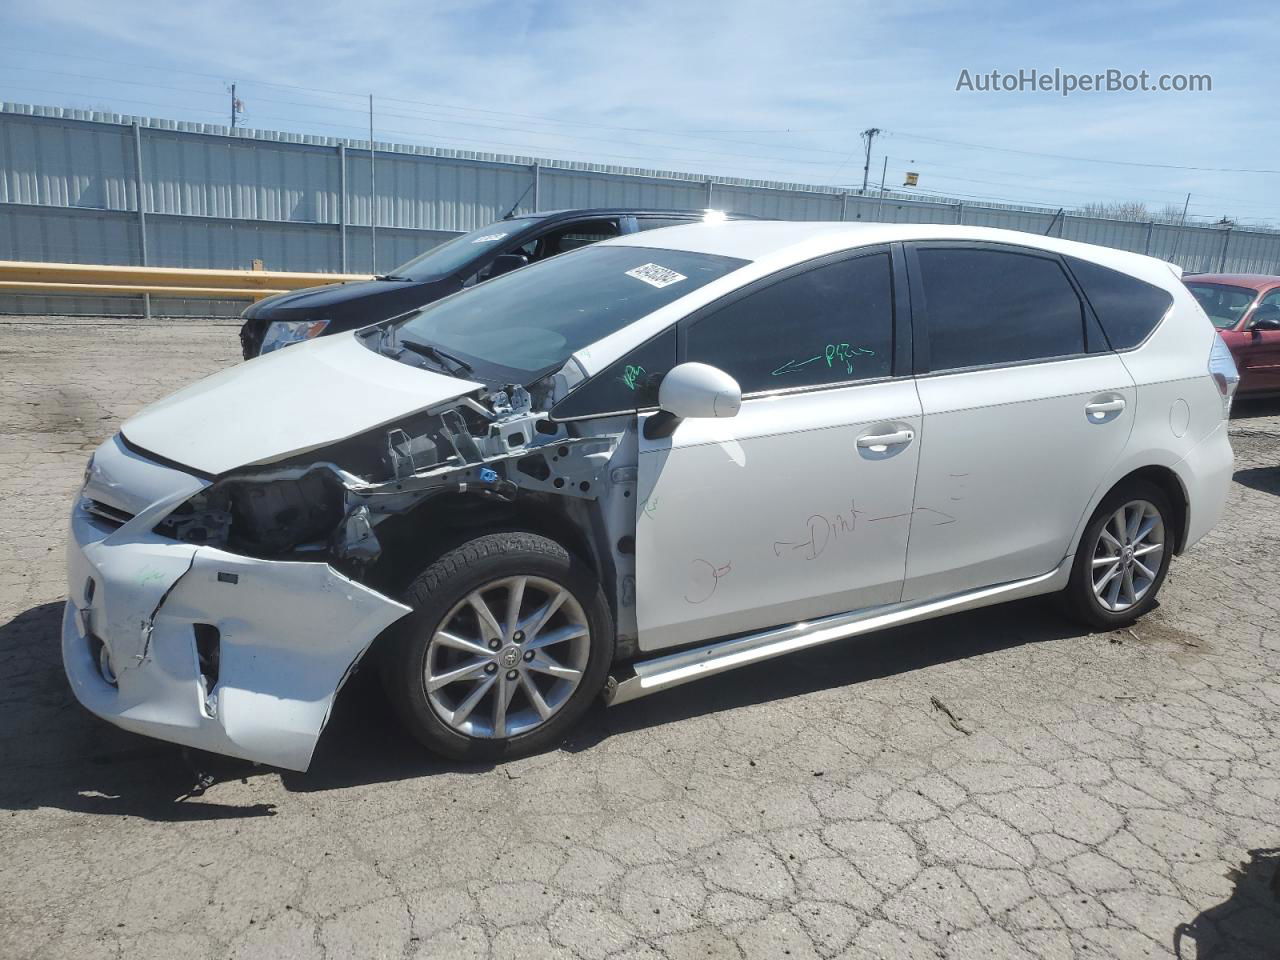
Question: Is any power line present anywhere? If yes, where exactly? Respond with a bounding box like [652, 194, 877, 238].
[0, 62, 862, 168]
[887, 130, 1280, 176]
[0, 46, 829, 144]
[0, 84, 821, 178]
[871, 154, 1280, 218]
[7, 45, 1270, 178]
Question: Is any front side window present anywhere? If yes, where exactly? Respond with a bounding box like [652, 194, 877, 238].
[551, 326, 676, 419]
[915, 248, 1085, 370]
[1185, 282, 1259, 329]
[685, 253, 895, 394]
[384, 245, 746, 383]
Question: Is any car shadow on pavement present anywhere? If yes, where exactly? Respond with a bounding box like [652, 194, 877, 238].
[1230, 397, 1280, 421]
[565, 596, 1090, 752]
[1173, 846, 1280, 959]
[1233, 466, 1280, 497]
[0, 599, 485, 811]
[1, 594, 1094, 804]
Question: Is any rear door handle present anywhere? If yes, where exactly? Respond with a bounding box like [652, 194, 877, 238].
[1085, 398, 1126, 420]
[857, 429, 915, 449]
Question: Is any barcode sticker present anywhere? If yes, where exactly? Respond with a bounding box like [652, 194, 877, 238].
[625, 263, 687, 288]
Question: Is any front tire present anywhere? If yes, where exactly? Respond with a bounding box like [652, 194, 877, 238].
[1063, 479, 1174, 630]
[382, 532, 613, 761]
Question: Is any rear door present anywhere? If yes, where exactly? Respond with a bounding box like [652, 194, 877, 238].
[901, 242, 1136, 602]
[635, 247, 922, 652]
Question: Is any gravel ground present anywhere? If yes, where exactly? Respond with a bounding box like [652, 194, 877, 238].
[1, 315, 1278, 960]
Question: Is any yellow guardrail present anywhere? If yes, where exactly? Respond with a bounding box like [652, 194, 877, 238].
[0, 261, 374, 301]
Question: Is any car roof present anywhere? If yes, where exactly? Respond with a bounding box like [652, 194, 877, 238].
[508, 207, 756, 223]
[604, 220, 1184, 286]
[1183, 273, 1280, 290]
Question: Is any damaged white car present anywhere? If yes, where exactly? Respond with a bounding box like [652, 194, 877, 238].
[65, 221, 1235, 771]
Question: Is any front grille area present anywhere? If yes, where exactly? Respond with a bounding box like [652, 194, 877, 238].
[85, 499, 135, 529]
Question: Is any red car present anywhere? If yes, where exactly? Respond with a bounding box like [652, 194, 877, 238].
[1184, 273, 1280, 397]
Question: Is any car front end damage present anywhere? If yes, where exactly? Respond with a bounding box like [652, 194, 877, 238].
[64, 377, 637, 772]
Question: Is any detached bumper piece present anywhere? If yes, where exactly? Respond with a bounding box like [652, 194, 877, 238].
[64, 503, 410, 771]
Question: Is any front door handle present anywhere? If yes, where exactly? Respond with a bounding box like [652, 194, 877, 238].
[857, 429, 915, 449]
[1085, 398, 1126, 421]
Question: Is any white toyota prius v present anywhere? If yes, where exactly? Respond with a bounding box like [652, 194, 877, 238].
[64, 221, 1237, 771]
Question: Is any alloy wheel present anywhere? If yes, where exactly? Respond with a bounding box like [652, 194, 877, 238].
[1091, 499, 1165, 612]
[424, 575, 591, 738]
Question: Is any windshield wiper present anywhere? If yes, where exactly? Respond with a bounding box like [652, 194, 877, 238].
[399, 338, 474, 376]
[377, 273, 415, 281]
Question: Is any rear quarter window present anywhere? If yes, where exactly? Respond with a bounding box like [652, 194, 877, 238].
[1065, 257, 1174, 349]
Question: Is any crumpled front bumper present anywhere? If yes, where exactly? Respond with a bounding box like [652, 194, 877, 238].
[64, 497, 410, 772]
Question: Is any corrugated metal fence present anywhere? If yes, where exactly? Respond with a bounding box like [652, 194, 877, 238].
[3, 102, 1277, 317]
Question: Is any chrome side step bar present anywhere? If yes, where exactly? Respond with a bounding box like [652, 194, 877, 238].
[604, 563, 1068, 707]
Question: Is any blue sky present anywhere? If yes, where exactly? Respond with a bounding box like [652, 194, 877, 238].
[4, 0, 1279, 224]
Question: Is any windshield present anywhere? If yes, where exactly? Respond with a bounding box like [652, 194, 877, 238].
[1185, 282, 1258, 329]
[386, 218, 541, 282]
[382, 245, 747, 382]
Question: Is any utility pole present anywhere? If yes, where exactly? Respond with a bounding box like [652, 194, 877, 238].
[230, 83, 237, 128]
[859, 127, 881, 195]
[1169, 192, 1191, 262]
[875, 156, 888, 220]
[369, 94, 377, 272]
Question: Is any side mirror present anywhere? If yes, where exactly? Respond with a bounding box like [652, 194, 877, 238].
[659, 362, 742, 419]
[645, 362, 741, 439]
[1249, 303, 1280, 330]
[488, 253, 529, 278]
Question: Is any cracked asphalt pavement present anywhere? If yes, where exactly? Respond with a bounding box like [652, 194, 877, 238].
[1, 315, 1278, 960]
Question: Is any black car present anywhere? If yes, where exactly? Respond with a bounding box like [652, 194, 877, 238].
[239, 208, 749, 358]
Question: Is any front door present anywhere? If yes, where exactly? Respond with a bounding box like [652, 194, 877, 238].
[1241, 289, 1280, 393]
[635, 249, 922, 652]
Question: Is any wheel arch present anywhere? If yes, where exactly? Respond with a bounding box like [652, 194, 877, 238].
[366, 491, 608, 596]
[1074, 464, 1190, 558]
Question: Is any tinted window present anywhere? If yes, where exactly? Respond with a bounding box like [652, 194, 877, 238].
[1183, 281, 1255, 330]
[534, 218, 621, 255]
[916, 248, 1084, 370]
[635, 217, 696, 231]
[388, 246, 745, 382]
[388, 218, 541, 282]
[552, 327, 676, 419]
[685, 253, 894, 394]
[1068, 257, 1174, 346]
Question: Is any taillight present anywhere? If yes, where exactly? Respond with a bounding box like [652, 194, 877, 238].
[1208, 334, 1240, 417]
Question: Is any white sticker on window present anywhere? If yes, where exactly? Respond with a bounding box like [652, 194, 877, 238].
[471, 233, 508, 244]
[625, 263, 687, 288]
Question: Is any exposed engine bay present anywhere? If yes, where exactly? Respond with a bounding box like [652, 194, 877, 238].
[149, 372, 642, 655]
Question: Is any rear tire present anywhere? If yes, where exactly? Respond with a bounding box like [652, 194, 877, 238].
[382, 531, 613, 761]
[1062, 479, 1174, 631]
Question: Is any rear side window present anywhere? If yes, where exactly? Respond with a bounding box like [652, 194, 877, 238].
[685, 253, 894, 394]
[915, 248, 1084, 370]
[1068, 257, 1174, 347]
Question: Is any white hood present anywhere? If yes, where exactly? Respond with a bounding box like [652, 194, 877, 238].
[121, 333, 482, 476]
